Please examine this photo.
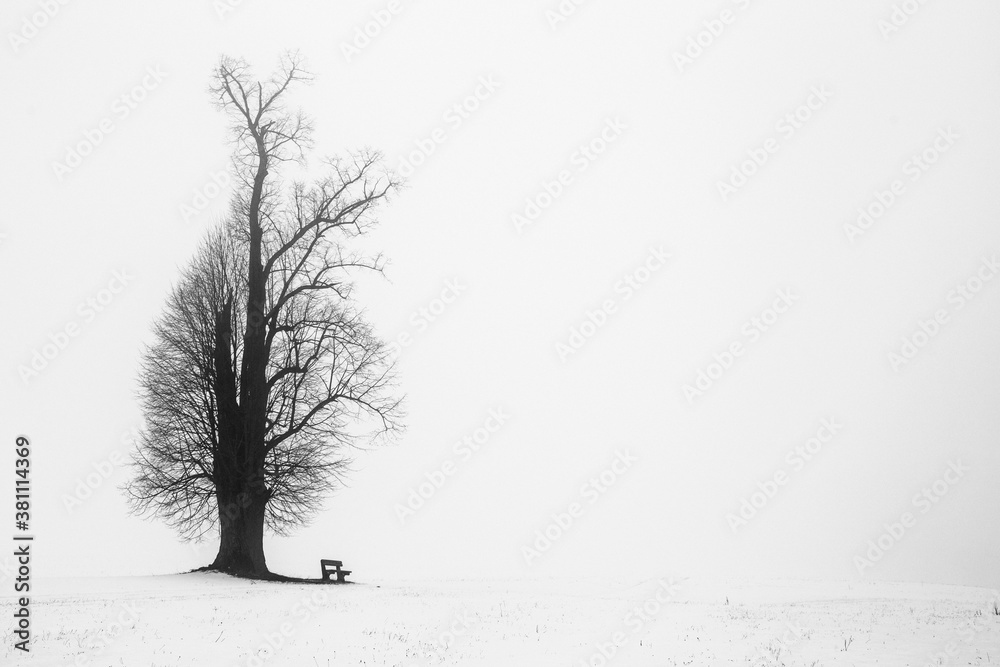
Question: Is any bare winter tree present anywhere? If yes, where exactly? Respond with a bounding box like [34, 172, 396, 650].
[126, 54, 403, 579]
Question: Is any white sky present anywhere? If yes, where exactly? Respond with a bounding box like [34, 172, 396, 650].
[1, 0, 999, 588]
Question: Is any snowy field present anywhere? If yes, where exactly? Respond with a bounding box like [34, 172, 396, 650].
[3, 574, 999, 666]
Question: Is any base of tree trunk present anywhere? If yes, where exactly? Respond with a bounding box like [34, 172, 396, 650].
[208, 550, 270, 577]
[211, 485, 270, 578]
[204, 558, 272, 579]
[191, 565, 349, 584]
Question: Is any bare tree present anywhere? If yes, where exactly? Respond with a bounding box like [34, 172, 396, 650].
[126, 54, 403, 578]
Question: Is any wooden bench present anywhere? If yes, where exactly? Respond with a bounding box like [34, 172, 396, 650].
[320, 559, 351, 583]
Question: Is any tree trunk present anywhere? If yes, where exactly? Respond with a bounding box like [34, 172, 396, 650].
[211, 298, 271, 578]
[210, 124, 273, 579]
[210, 480, 269, 577]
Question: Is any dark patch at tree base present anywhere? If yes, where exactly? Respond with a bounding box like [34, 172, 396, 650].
[189, 565, 355, 584]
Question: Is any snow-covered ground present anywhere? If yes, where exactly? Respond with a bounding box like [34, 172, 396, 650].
[3, 574, 999, 666]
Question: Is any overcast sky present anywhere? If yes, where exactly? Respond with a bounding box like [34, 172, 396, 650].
[2, 0, 999, 589]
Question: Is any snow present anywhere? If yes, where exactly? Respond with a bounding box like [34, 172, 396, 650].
[3, 574, 999, 666]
